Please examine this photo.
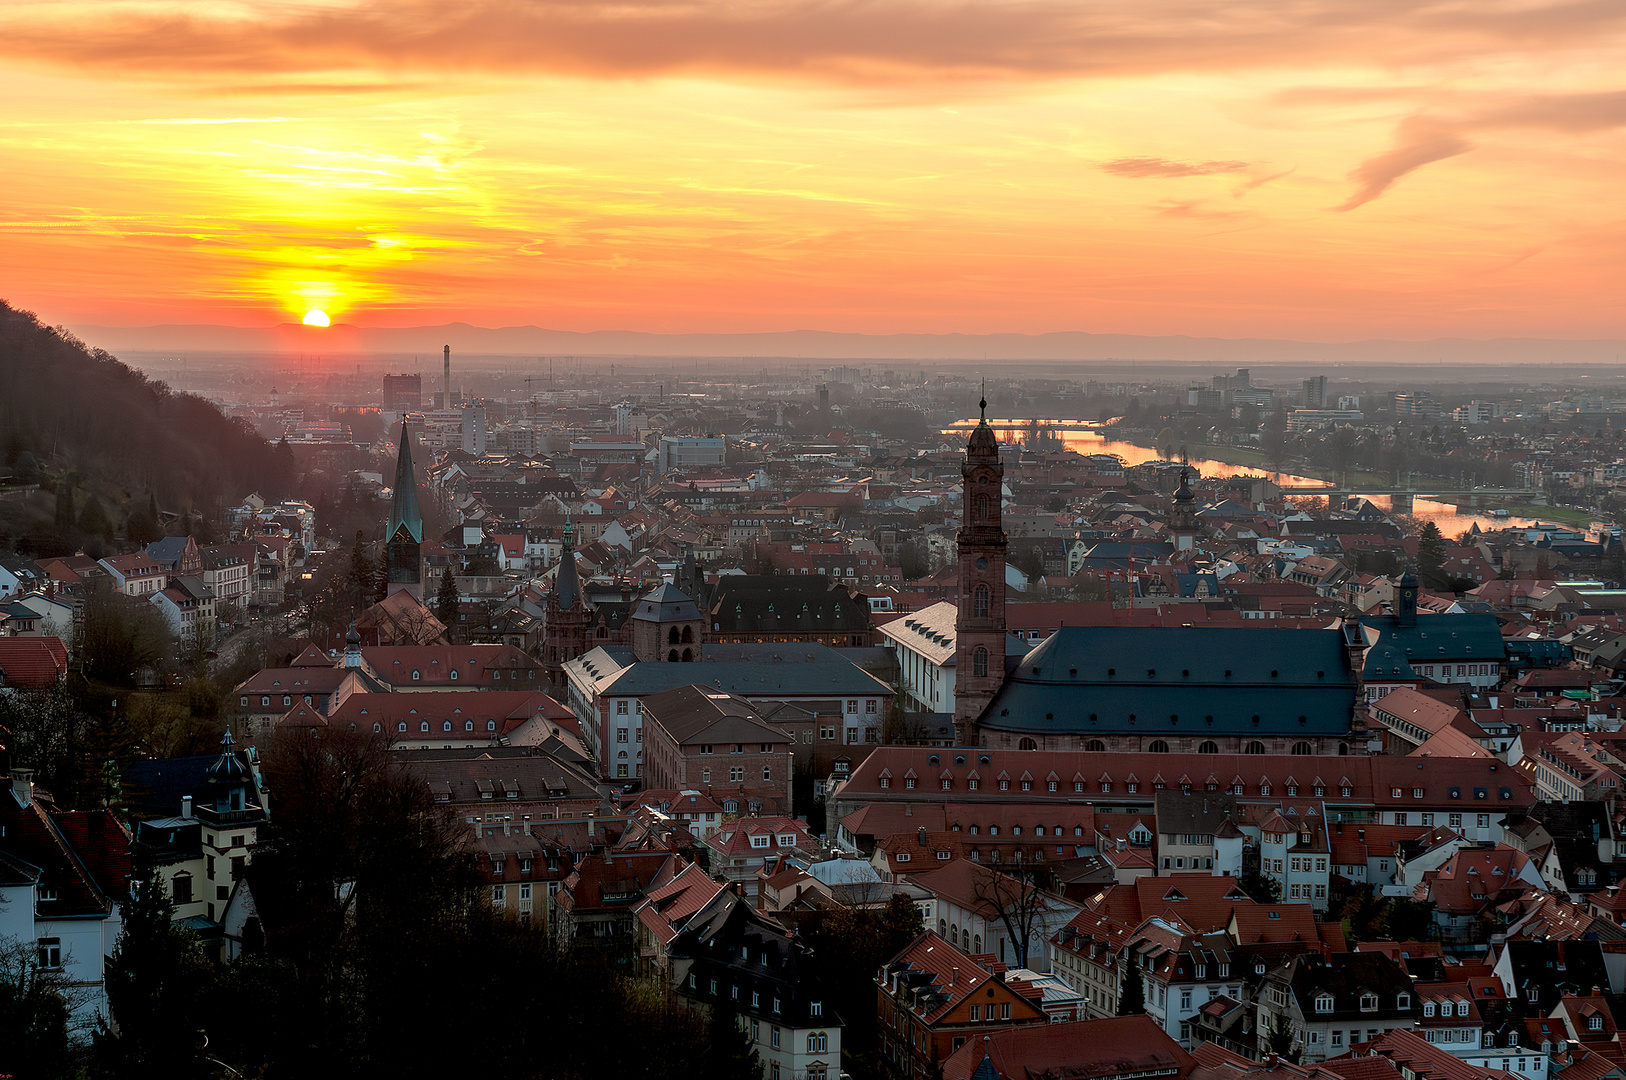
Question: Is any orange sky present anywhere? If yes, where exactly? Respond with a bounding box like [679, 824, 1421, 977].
[1, 0, 1623, 339]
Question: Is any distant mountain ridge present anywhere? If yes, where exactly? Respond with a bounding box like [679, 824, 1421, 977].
[69, 321, 1626, 364]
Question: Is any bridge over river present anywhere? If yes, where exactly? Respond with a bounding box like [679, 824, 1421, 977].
[1276, 484, 1541, 512]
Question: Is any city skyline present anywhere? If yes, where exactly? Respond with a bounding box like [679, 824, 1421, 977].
[2, 0, 1624, 340]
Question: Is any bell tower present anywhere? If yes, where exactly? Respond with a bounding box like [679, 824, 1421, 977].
[385, 419, 424, 599]
[953, 390, 1008, 745]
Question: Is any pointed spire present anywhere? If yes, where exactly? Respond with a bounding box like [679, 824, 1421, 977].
[386, 419, 423, 545]
[979, 378, 988, 421]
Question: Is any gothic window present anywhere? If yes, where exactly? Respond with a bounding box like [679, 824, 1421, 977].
[973, 584, 990, 619]
[973, 647, 989, 678]
[668, 650, 679, 662]
[681, 648, 693, 662]
[681, 625, 693, 643]
[669, 626, 681, 644]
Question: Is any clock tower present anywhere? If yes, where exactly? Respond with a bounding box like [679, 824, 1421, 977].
[953, 393, 1008, 745]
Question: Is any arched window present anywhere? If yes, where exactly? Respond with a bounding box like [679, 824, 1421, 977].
[1245, 741, 1266, 755]
[973, 646, 989, 678]
[1198, 740, 1219, 754]
[372, 722, 382, 733]
[808, 1033, 827, 1053]
[1018, 737, 1038, 751]
[442, 721, 453, 732]
[1086, 739, 1106, 752]
[1292, 741, 1313, 755]
[487, 720, 497, 731]
[420, 721, 430, 733]
[681, 625, 693, 643]
[973, 584, 990, 619]
[669, 626, 681, 644]
[668, 650, 679, 662]
[465, 720, 474, 731]
[682, 648, 693, 662]
[1148, 740, 1169, 753]
[976, 494, 990, 520]
[397, 722, 407, 732]
[1338, 742, 1350, 756]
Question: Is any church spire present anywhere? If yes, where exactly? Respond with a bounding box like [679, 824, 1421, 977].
[386, 419, 423, 546]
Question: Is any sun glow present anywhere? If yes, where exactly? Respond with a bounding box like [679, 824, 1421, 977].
[301, 309, 330, 327]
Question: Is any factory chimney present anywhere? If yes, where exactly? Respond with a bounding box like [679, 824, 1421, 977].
[443, 345, 451, 408]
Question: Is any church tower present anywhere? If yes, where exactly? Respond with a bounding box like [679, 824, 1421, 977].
[1169, 467, 1200, 552]
[385, 420, 424, 600]
[953, 392, 1008, 745]
[543, 517, 592, 692]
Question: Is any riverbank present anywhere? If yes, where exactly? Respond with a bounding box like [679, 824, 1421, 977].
[1500, 503, 1600, 527]
[1110, 431, 1389, 488]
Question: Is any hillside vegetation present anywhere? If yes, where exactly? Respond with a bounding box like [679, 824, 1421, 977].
[0, 300, 293, 553]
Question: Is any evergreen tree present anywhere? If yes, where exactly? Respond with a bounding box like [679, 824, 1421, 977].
[701, 1003, 762, 1080]
[78, 496, 112, 540]
[54, 478, 74, 535]
[1117, 959, 1145, 1015]
[347, 531, 374, 611]
[1417, 521, 1447, 588]
[96, 861, 213, 1078]
[435, 569, 460, 641]
[126, 494, 163, 546]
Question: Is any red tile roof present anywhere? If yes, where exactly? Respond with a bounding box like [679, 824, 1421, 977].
[942, 1014, 1195, 1080]
[0, 636, 68, 690]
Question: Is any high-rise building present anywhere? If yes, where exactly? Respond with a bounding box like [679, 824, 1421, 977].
[382, 373, 421, 412]
[1302, 375, 1328, 409]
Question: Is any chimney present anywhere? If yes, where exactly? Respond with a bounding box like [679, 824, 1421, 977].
[443, 344, 451, 408]
[1358, 828, 1366, 841]
[951, 965, 959, 986]
[1267, 1054, 1279, 1070]
[181, 795, 193, 820]
[919, 826, 928, 846]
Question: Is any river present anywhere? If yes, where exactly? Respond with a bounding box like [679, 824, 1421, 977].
[944, 418, 1580, 535]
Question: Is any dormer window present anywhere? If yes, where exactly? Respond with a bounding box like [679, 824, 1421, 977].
[1316, 993, 1335, 1014]
[1591, 1016, 1603, 1032]
[412, 670, 421, 680]
[1424, 1002, 1436, 1018]
[1397, 994, 1410, 1010]
[1360, 993, 1378, 1012]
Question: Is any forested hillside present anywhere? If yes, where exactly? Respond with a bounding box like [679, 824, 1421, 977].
[0, 300, 293, 552]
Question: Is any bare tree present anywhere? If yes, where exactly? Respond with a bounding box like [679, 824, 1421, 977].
[970, 863, 1053, 969]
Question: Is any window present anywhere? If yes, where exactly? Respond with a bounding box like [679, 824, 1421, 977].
[37, 938, 61, 970]
[970, 1005, 981, 1021]
[1000, 1003, 1011, 1020]
[810, 1001, 822, 1018]
[492, 885, 506, 905]
[1182, 990, 1192, 1010]
[808, 1033, 828, 1053]
[1360, 994, 1378, 1011]
[1478, 814, 1490, 828]
[1424, 1002, 1436, 1018]
[973, 584, 990, 618]
[1332, 1030, 1344, 1047]
[1316, 993, 1335, 1014]
[171, 872, 193, 905]
[771, 1028, 781, 1049]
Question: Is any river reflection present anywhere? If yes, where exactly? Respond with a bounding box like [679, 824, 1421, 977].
[944, 418, 1579, 534]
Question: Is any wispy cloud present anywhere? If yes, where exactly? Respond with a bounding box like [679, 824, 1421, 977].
[0, 0, 1623, 90]
[1335, 117, 1471, 211]
[1101, 157, 1249, 178]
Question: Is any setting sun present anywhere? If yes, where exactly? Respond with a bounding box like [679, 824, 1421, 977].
[301, 309, 330, 327]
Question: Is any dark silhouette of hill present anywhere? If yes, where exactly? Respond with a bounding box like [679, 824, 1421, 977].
[0, 300, 292, 547]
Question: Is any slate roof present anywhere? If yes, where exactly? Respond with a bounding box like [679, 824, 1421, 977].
[978, 626, 1358, 737]
[642, 685, 790, 746]
[1359, 613, 1507, 669]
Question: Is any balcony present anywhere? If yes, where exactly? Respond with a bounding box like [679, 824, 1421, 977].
[194, 804, 267, 826]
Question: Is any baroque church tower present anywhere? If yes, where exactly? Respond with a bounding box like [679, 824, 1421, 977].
[385, 419, 424, 600]
[543, 517, 591, 692]
[952, 393, 1008, 745]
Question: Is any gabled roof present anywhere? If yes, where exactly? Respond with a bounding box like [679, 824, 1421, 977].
[0, 636, 68, 689]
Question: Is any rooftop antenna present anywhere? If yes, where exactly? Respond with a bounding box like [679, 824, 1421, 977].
[980, 378, 987, 421]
